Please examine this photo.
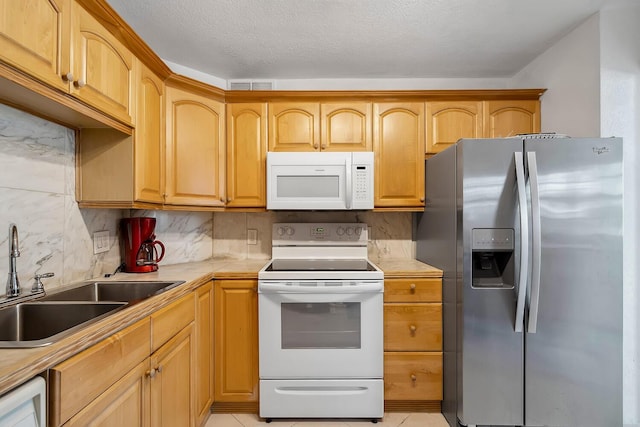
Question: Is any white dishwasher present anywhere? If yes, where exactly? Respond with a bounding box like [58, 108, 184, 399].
[0, 377, 46, 426]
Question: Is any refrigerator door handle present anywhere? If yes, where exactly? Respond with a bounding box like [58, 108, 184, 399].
[514, 152, 529, 333]
[527, 152, 542, 333]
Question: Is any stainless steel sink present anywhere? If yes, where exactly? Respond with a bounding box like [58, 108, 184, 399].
[0, 280, 185, 348]
[41, 281, 184, 303]
[0, 302, 126, 348]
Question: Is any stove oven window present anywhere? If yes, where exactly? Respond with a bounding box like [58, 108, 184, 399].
[281, 302, 361, 349]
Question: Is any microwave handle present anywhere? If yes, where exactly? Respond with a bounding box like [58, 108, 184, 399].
[345, 159, 352, 209]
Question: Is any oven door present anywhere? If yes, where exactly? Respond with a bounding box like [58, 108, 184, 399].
[258, 282, 383, 379]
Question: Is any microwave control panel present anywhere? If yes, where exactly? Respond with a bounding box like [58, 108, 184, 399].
[351, 152, 374, 209]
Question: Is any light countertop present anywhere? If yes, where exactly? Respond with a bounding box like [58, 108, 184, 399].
[0, 257, 440, 396]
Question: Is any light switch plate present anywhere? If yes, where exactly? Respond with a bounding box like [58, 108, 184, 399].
[93, 230, 109, 254]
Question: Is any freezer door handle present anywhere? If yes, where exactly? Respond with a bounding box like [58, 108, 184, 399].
[514, 152, 529, 333]
[527, 152, 542, 333]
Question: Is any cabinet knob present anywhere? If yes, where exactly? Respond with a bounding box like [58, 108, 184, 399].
[62, 72, 74, 82]
[74, 79, 86, 88]
[146, 368, 156, 378]
[409, 283, 416, 292]
[313, 143, 319, 149]
[420, 197, 425, 203]
[156, 365, 162, 373]
[410, 374, 417, 382]
[226, 198, 232, 203]
[409, 324, 417, 333]
[321, 144, 327, 149]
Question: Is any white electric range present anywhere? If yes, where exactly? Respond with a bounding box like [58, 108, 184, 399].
[258, 223, 384, 421]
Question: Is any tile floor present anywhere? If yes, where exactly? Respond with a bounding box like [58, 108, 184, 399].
[205, 413, 449, 427]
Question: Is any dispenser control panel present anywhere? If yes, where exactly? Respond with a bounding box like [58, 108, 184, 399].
[472, 228, 514, 251]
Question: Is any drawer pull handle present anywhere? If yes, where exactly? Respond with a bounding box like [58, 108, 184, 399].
[146, 368, 156, 378]
[410, 374, 417, 382]
[409, 324, 417, 333]
[409, 283, 416, 292]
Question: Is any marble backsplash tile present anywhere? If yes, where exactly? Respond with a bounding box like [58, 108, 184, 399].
[213, 211, 414, 260]
[0, 104, 123, 297]
[129, 210, 214, 266]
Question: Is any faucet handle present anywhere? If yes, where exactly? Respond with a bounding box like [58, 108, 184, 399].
[32, 272, 54, 293]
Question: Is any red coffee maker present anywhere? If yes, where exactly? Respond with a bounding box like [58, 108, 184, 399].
[120, 217, 165, 273]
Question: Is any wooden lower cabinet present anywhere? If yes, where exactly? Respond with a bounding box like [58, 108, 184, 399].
[213, 279, 259, 412]
[49, 289, 205, 426]
[383, 276, 443, 412]
[195, 282, 214, 424]
[150, 325, 194, 427]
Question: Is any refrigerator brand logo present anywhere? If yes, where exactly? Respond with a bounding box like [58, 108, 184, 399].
[593, 146, 610, 155]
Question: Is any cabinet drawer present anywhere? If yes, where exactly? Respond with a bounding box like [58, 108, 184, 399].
[384, 278, 441, 303]
[384, 303, 442, 351]
[384, 352, 442, 401]
[49, 318, 151, 426]
[151, 293, 195, 352]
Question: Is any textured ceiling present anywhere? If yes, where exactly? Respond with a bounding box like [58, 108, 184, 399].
[106, 0, 612, 80]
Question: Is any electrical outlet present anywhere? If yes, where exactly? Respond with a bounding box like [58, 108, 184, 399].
[93, 230, 109, 254]
[247, 229, 258, 245]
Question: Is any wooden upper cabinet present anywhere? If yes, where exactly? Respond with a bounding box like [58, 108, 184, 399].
[0, 0, 71, 91]
[134, 61, 164, 204]
[320, 102, 372, 151]
[426, 101, 482, 155]
[484, 100, 540, 138]
[71, 2, 135, 124]
[269, 102, 320, 151]
[165, 85, 225, 207]
[373, 102, 425, 208]
[226, 103, 267, 207]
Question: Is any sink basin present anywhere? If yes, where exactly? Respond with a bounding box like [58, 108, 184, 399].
[41, 281, 184, 303]
[0, 302, 126, 348]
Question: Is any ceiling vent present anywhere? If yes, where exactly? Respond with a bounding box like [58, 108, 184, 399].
[228, 81, 274, 90]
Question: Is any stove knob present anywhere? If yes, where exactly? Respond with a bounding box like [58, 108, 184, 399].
[336, 227, 345, 236]
[276, 227, 285, 236]
[346, 227, 354, 236]
[354, 227, 362, 236]
[285, 227, 295, 236]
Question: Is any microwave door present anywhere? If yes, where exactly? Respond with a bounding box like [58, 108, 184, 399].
[268, 165, 347, 210]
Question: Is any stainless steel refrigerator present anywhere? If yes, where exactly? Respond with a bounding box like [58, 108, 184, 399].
[416, 137, 622, 427]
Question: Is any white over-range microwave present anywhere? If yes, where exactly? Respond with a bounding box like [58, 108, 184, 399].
[266, 151, 374, 210]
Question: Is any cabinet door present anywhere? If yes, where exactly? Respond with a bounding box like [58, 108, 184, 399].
[150, 325, 194, 427]
[214, 280, 258, 402]
[195, 282, 214, 426]
[226, 103, 267, 207]
[426, 101, 482, 155]
[320, 102, 372, 151]
[268, 102, 320, 151]
[373, 102, 425, 208]
[0, 0, 71, 91]
[62, 360, 150, 427]
[165, 86, 225, 207]
[71, 3, 134, 124]
[135, 61, 164, 203]
[484, 100, 540, 138]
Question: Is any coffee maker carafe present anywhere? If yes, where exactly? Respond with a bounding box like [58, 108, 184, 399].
[120, 217, 165, 273]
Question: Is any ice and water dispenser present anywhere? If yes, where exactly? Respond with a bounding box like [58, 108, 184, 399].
[471, 229, 515, 288]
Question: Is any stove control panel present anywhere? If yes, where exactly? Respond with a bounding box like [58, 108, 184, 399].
[273, 223, 368, 245]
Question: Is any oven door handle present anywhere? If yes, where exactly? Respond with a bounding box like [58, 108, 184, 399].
[258, 282, 383, 294]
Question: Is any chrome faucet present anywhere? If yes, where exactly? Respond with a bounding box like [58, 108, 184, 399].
[6, 223, 20, 297]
